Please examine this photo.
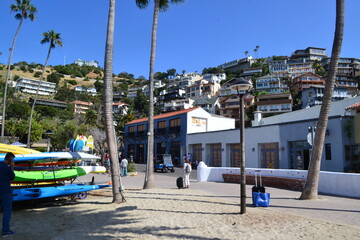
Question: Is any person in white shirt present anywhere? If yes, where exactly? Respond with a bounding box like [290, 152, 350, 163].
[120, 156, 128, 177]
[183, 158, 192, 188]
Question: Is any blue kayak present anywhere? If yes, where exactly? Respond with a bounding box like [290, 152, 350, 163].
[12, 184, 110, 202]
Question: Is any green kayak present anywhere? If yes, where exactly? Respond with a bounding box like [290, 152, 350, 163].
[14, 167, 87, 182]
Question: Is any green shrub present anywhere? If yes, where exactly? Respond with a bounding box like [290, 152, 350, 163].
[127, 161, 137, 172]
[34, 72, 42, 78]
[13, 75, 20, 81]
[67, 80, 77, 85]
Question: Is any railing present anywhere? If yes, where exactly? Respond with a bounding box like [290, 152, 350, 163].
[169, 126, 181, 133]
[155, 128, 167, 135]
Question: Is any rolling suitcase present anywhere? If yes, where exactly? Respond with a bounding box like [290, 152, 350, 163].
[252, 170, 270, 207]
[252, 170, 265, 194]
[176, 177, 184, 189]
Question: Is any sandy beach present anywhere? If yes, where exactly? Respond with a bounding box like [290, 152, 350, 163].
[9, 186, 360, 240]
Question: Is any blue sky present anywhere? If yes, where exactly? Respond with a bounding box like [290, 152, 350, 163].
[1, 0, 359, 78]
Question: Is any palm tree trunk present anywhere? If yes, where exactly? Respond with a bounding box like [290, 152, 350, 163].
[1, 18, 23, 143]
[104, 0, 125, 203]
[26, 43, 52, 148]
[300, 0, 344, 200]
[143, 0, 160, 189]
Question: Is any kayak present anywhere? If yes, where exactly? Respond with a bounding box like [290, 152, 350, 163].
[79, 166, 106, 173]
[0, 152, 99, 167]
[12, 184, 110, 202]
[0, 143, 40, 154]
[14, 167, 87, 182]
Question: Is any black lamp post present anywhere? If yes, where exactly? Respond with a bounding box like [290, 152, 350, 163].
[44, 129, 53, 152]
[229, 77, 253, 214]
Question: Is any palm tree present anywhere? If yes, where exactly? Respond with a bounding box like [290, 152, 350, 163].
[254, 45, 260, 59]
[27, 30, 63, 147]
[136, 0, 184, 189]
[244, 51, 249, 58]
[1, 0, 37, 143]
[103, 0, 125, 203]
[300, 0, 344, 200]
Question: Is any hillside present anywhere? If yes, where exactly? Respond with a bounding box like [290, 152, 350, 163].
[0, 63, 146, 93]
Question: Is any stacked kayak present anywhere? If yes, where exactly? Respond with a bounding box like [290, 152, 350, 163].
[13, 184, 109, 202]
[0, 144, 109, 202]
[14, 167, 87, 183]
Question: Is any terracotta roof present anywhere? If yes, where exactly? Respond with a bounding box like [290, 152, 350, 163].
[113, 102, 129, 106]
[126, 107, 200, 125]
[345, 102, 360, 110]
[72, 101, 93, 105]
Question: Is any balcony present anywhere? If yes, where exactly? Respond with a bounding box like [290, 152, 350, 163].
[125, 132, 136, 137]
[155, 128, 167, 135]
[136, 130, 147, 137]
[169, 126, 181, 133]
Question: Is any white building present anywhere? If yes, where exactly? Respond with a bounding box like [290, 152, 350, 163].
[74, 59, 99, 68]
[179, 72, 202, 87]
[203, 73, 226, 83]
[15, 77, 56, 96]
[163, 98, 194, 112]
[86, 87, 97, 96]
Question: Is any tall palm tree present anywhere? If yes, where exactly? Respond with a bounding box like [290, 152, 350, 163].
[254, 45, 260, 59]
[27, 30, 63, 147]
[300, 0, 344, 200]
[244, 51, 249, 58]
[103, 0, 125, 203]
[136, 0, 184, 189]
[1, 0, 37, 143]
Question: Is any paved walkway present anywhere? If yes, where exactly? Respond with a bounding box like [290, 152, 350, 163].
[78, 165, 360, 227]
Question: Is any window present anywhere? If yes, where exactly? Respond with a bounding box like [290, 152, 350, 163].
[325, 143, 332, 160]
[170, 118, 181, 127]
[129, 126, 135, 132]
[137, 124, 144, 131]
[158, 121, 166, 129]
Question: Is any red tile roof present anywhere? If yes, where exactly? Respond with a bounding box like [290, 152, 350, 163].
[113, 102, 129, 106]
[72, 101, 93, 105]
[345, 102, 360, 110]
[126, 107, 200, 125]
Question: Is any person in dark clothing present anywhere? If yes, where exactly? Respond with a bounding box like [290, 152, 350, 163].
[0, 152, 16, 236]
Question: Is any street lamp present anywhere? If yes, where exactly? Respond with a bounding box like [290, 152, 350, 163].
[44, 130, 54, 152]
[229, 77, 253, 214]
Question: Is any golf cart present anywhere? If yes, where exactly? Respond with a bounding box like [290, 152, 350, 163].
[154, 154, 175, 173]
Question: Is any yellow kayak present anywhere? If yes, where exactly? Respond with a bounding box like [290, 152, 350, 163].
[0, 143, 40, 154]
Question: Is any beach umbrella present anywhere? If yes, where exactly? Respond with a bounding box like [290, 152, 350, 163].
[68, 139, 75, 152]
[74, 139, 85, 152]
[86, 135, 94, 149]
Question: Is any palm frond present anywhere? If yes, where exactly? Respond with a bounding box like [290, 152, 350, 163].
[135, 0, 150, 9]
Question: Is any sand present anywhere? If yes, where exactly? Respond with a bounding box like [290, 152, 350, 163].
[9, 187, 360, 240]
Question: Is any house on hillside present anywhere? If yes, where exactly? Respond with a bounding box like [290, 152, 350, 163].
[301, 85, 352, 108]
[16, 77, 56, 96]
[74, 59, 99, 68]
[255, 93, 293, 116]
[123, 107, 235, 164]
[193, 97, 220, 115]
[255, 75, 289, 94]
[72, 101, 93, 114]
[30, 98, 67, 109]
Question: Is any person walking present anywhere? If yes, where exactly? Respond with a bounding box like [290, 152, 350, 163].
[0, 152, 16, 236]
[183, 158, 192, 188]
[120, 156, 128, 177]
